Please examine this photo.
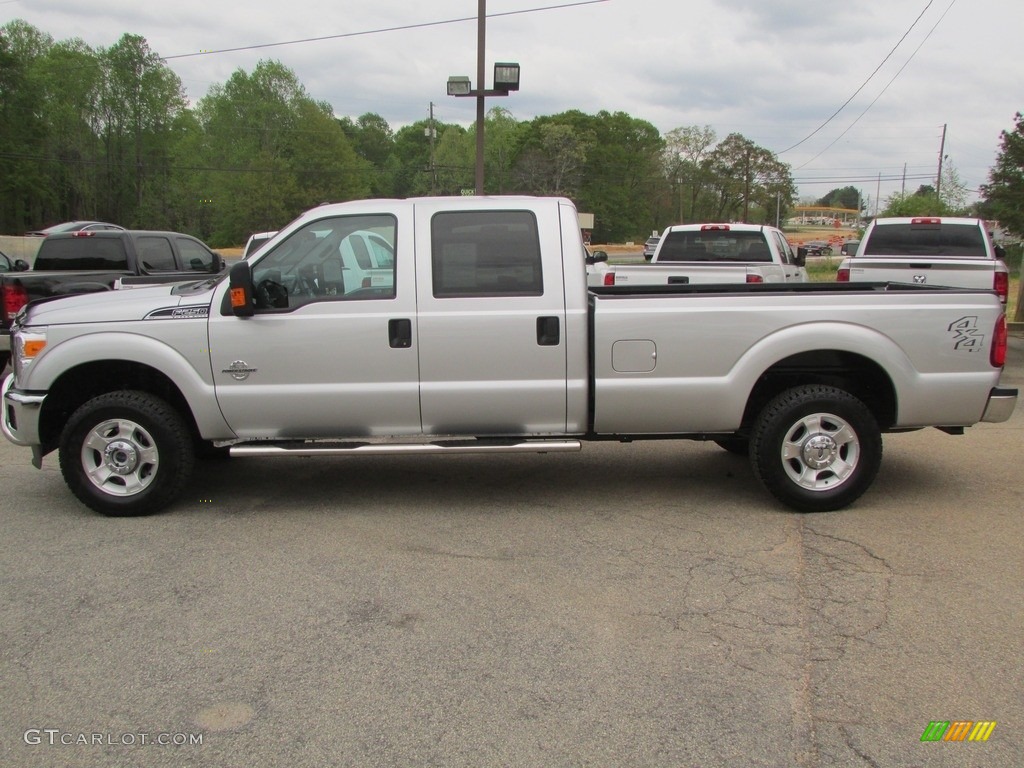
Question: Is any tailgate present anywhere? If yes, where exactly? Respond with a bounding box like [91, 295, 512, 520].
[846, 258, 996, 290]
[610, 264, 751, 286]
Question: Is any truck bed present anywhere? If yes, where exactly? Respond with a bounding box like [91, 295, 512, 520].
[588, 281, 1006, 434]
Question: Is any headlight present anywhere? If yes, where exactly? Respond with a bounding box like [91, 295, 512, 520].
[13, 328, 47, 379]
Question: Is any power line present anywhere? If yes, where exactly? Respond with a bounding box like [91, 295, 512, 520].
[794, 0, 958, 171]
[161, 1, 610, 61]
[777, 0, 937, 155]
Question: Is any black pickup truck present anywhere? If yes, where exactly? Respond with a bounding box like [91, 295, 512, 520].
[1, 230, 224, 369]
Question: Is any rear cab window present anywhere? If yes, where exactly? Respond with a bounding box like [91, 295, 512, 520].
[657, 229, 772, 262]
[863, 220, 989, 258]
[34, 237, 129, 271]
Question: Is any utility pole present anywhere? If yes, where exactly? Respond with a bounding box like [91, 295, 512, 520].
[935, 123, 947, 204]
[426, 102, 437, 195]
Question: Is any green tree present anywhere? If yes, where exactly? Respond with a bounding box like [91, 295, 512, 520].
[193, 60, 369, 245]
[815, 186, 861, 211]
[98, 34, 187, 227]
[339, 113, 395, 196]
[981, 112, 1024, 236]
[484, 107, 524, 194]
[392, 120, 439, 196]
[521, 111, 662, 241]
[40, 39, 104, 223]
[514, 121, 595, 197]
[433, 124, 473, 195]
[884, 160, 970, 218]
[662, 125, 717, 224]
[705, 133, 796, 224]
[0, 21, 57, 231]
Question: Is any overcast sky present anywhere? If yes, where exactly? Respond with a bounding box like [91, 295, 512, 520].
[5, 0, 1020, 208]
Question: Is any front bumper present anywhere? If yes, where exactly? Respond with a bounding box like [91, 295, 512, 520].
[2, 372, 46, 448]
[982, 387, 1018, 423]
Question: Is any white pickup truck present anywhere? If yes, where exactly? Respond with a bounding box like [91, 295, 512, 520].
[837, 217, 1010, 304]
[590, 223, 808, 286]
[2, 197, 1016, 517]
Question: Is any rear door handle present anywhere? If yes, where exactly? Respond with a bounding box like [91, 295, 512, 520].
[536, 316, 560, 346]
[389, 318, 412, 348]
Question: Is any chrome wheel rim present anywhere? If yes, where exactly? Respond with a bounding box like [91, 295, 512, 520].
[781, 412, 859, 492]
[81, 419, 159, 496]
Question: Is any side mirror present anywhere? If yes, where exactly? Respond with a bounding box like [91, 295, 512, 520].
[228, 260, 255, 317]
[585, 250, 608, 265]
[211, 252, 225, 272]
[795, 247, 807, 267]
[14, 259, 30, 272]
[994, 244, 1006, 260]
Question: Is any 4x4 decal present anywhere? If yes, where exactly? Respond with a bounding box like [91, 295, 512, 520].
[948, 316, 985, 352]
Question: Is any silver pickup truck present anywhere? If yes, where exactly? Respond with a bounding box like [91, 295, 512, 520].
[2, 197, 1016, 517]
[591, 223, 808, 286]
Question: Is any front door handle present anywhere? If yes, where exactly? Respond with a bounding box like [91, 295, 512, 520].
[537, 316, 560, 346]
[389, 318, 412, 348]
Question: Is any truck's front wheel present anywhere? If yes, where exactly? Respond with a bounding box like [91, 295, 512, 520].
[750, 385, 881, 512]
[59, 391, 195, 516]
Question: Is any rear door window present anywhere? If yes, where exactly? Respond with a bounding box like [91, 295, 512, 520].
[430, 211, 543, 297]
[135, 236, 177, 271]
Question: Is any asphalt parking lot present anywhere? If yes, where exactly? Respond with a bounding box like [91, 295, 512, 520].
[1, 342, 1022, 767]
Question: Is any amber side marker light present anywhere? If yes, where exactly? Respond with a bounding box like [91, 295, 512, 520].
[23, 339, 46, 357]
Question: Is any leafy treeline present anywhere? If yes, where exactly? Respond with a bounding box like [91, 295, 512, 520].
[17, 19, 987, 246]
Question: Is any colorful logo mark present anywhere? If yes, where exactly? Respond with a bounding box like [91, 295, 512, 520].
[921, 721, 996, 742]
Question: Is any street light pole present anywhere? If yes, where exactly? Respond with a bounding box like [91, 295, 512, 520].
[475, 0, 486, 195]
[446, 0, 519, 196]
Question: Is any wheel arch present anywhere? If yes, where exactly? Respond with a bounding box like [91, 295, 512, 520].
[38, 360, 219, 456]
[739, 349, 897, 434]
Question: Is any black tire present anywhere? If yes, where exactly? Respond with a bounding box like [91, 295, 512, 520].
[749, 385, 881, 513]
[59, 390, 195, 516]
[713, 436, 749, 456]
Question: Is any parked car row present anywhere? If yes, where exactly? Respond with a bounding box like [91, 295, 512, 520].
[610, 217, 1003, 307]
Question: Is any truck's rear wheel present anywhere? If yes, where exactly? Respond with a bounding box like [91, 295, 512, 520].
[750, 385, 881, 512]
[59, 391, 195, 516]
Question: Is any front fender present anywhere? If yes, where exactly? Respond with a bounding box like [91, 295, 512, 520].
[23, 328, 233, 440]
